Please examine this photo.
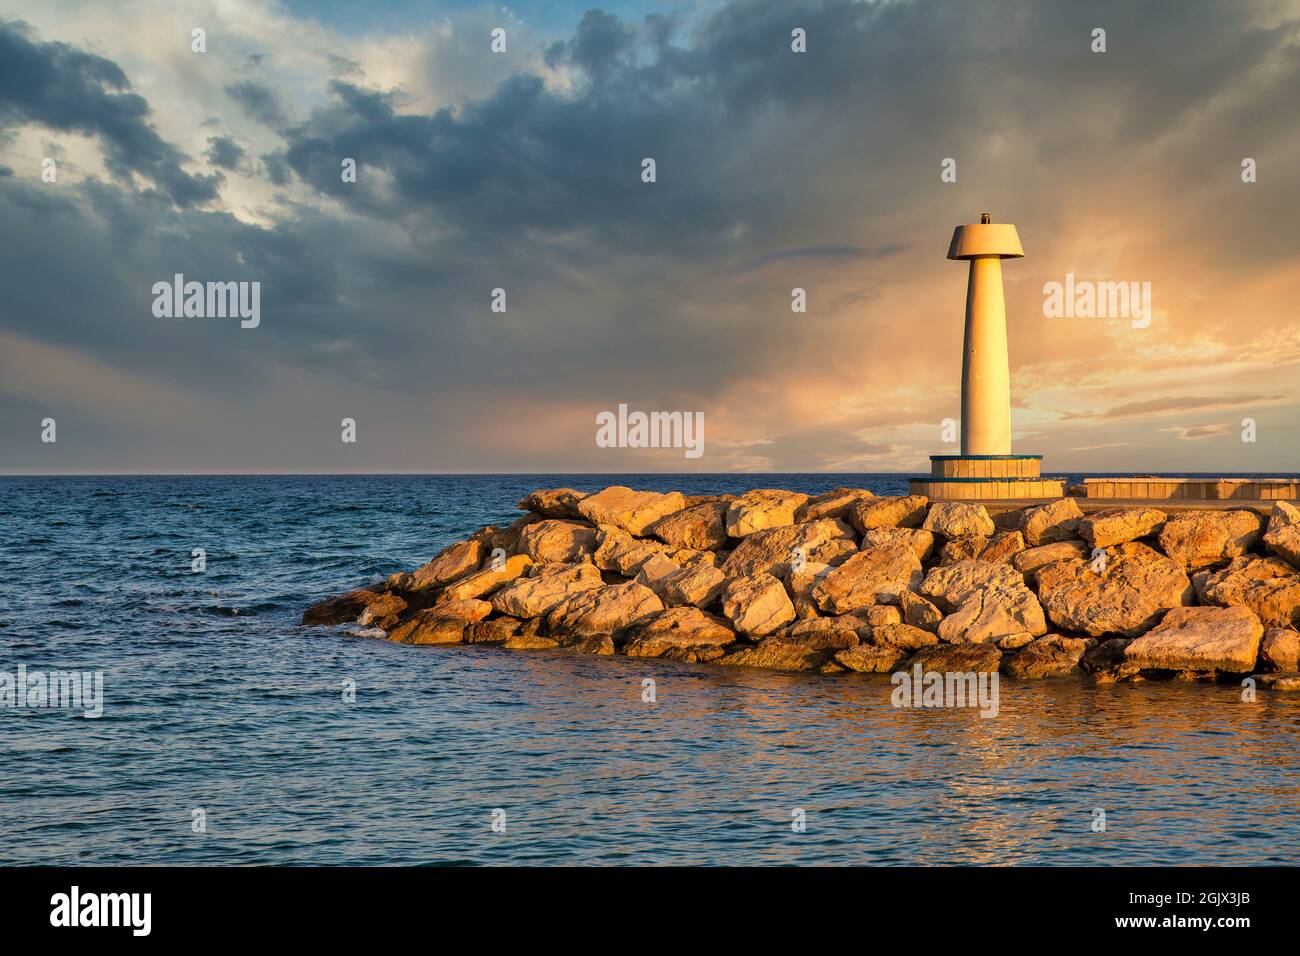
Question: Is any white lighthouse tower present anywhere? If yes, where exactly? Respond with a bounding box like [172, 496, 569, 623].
[910, 214, 1064, 500]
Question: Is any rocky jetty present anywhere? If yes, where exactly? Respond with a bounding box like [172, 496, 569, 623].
[302, 486, 1300, 690]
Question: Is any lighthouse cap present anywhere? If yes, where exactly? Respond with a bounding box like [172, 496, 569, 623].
[947, 213, 1024, 260]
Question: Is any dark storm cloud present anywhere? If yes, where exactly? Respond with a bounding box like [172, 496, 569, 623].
[2, 0, 1299, 473]
[225, 79, 289, 128]
[0, 19, 220, 207]
[261, 150, 292, 185]
[206, 135, 246, 170]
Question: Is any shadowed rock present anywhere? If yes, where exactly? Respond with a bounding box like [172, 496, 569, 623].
[620, 607, 736, 657]
[388, 599, 492, 645]
[719, 639, 826, 671]
[902, 643, 1002, 673]
[1260, 627, 1300, 671]
[518, 488, 590, 519]
[1002, 634, 1089, 679]
[835, 644, 907, 673]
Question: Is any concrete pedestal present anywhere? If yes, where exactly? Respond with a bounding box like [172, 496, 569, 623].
[909, 454, 1065, 500]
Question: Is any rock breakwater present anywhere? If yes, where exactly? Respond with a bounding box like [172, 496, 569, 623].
[302, 487, 1300, 689]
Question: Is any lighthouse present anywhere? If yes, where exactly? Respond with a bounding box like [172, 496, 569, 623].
[909, 214, 1064, 500]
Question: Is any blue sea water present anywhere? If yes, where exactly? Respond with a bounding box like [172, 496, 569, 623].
[1, 473, 1297, 866]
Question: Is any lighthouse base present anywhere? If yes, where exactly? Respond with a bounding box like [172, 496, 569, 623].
[909, 454, 1065, 501]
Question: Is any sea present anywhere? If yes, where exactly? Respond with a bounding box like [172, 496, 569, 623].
[1, 473, 1297, 865]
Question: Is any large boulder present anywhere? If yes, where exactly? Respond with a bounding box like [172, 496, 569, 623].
[387, 599, 492, 645]
[719, 639, 826, 671]
[620, 607, 737, 657]
[1002, 634, 1090, 679]
[1252, 672, 1300, 692]
[919, 560, 1022, 612]
[577, 486, 687, 536]
[725, 489, 811, 538]
[848, 495, 928, 533]
[303, 588, 405, 628]
[721, 573, 797, 637]
[1263, 501, 1300, 568]
[870, 622, 939, 651]
[1079, 638, 1139, 681]
[1013, 540, 1088, 577]
[1124, 605, 1264, 673]
[939, 536, 988, 564]
[938, 583, 1047, 644]
[1035, 542, 1192, 637]
[834, 644, 907, 673]
[794, 487, 875, 523]
[787, 561, 834, 616]
[1078, 507, 1166, 549]
[466, 618, 523, 644]
[1260, 628, 1300, 672]
[634, 553, 682, 596]
[518, 487, 589, 519]
[1020, 497, 1083, 547]
[979, 531, 1026, 564]
[812, 543, 923, 613]
[490, 562, 604, 618]
[546, 581, 664, 639]
[439, 554, 534, 602]
[1199, 555, 1300, 628]
[517, 519, 597, 564]
[1156, 510, 1265, 571]
[660, 563, 727, 608]
[410, 538, 485, 591]
[902, 643, 1002, 673]
[721, 519, 855, 578]
[593, 525, 667, 575]
[923, 502, 995, 539]
[899, 589, 943, 632]
[782, 617, 862, 651]
[648, 500, 729, 550]
[861, 527, 936, 561]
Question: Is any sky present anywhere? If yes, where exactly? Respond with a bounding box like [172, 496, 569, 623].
[1, 0, 1298, 475]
